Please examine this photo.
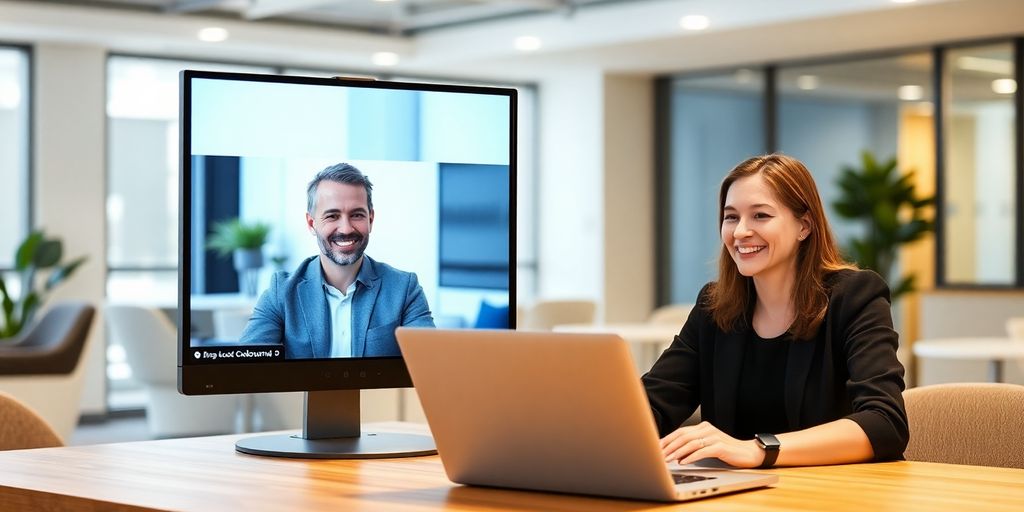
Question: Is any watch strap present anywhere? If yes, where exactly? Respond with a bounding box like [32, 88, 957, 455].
[755, 433, 780, 468]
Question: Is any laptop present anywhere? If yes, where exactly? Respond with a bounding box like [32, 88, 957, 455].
[395, 328, 778, 502]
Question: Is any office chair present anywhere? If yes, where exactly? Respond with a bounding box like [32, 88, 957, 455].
[647, 303, 695, 325]
[106, 304, 241, 437]
[0, 391, 63, 450]
[904, 383, 1024, 469]
[0, 301, 95, 442]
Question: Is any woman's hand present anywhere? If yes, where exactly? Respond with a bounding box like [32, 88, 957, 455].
[660, 421, 765, 468]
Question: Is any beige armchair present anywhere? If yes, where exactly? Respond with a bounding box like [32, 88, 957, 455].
[648, 303, 694, 326]
[904, 383, 1024, 469]
[0, 391, 63, 450]
[0, 301, 95, 443]
[520, 300, 597, 331]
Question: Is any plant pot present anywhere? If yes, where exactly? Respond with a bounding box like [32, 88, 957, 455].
[233, 249, 264, 271]
[233, 249, 264, 297]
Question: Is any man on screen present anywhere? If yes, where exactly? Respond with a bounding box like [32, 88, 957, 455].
[239, 163, 435, 359]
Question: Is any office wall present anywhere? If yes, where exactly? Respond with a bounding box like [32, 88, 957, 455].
[535, 69, 656, 322]
[33, 43, 108, 415]
[603, 74, 654, 323]
[536, 68, 604, 307]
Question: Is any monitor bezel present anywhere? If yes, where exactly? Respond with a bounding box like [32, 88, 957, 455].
[177, 69, 517, 396]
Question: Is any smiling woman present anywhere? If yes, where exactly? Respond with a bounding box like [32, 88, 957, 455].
[642, 154, 908, 470]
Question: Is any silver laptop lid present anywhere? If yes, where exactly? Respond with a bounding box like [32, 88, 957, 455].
[396, 328, 679, 500]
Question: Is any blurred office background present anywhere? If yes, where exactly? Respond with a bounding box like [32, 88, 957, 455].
[1, 0, 1023, 443]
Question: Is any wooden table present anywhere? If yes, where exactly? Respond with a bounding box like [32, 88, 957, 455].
[553, 323, 680, 372]
[1, 423, 1022, 511]
[913, 337, 1024, 382]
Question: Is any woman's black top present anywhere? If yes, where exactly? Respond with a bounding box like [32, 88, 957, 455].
[734, 332, 791, 440]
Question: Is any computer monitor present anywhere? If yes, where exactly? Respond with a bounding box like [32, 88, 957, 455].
[177, 70, 515, 459]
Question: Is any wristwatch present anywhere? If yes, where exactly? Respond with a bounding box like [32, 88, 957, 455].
[754, 433, 781, 468]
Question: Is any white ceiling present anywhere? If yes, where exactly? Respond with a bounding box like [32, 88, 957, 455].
[1, 0, 1022, 81]
[29, 0, 630, 35]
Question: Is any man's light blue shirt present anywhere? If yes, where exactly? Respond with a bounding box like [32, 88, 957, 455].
[324, 280, 357, 358]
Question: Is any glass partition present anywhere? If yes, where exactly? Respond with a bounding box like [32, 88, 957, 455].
[778, 53, 935, 272]
[942, 43, 1016, 285]
[667, 70, 766, 303]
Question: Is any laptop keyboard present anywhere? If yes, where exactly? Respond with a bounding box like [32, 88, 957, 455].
[671, 472, 717, 485]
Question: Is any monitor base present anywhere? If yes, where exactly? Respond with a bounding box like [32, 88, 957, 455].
[235, 432, 437, 459]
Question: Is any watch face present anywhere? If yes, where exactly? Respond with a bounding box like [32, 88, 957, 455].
[756, 433, 781, 450]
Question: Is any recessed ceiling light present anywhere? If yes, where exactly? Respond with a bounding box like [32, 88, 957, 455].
[197, 27, 229, 43]
[514, 36, 542, 52]
[796, 75, 819, 90]
[679, 15, 710, 31]
[372, 52, 399, 66]
[898, 85, 924, 101]
[992, 78, 1017, 95]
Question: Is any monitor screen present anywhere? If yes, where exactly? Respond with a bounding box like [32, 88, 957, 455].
[177, 70, 515, 457]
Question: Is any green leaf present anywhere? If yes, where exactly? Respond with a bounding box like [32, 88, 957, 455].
[5, 230, 87, 337]
[14, 231, 43, 271]
[46, 256, 88, 291]
[912, 197, 935, 208]
[833, 151, 935, 302]
[0, 276, 13, 337]
[861, 151, 878, 173]
[20, 292, 40, 329]
[892, 274, 916, 300]
[33, 239, 63, 268]
[207, 218, 271, 257]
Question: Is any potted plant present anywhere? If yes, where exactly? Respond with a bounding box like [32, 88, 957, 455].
[206, 218, 271, 296]
[832, 151, 934, 300]
[0, 230, 87, 340]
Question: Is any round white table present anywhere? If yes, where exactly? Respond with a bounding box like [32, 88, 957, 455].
[552, 322, 681, 371]
[913, 337, 1024, 383]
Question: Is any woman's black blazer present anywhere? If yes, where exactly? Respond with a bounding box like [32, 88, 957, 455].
[642, 269, 909, 461]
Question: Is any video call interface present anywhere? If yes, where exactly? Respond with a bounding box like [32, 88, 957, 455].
[185, 74, 513, 364]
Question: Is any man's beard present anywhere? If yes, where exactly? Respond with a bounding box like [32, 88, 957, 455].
[317, 232, 369, 267]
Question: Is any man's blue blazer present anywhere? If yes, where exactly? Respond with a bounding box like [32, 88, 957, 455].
[239, 255, 434, 359]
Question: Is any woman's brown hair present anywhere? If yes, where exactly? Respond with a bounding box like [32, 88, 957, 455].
[708, 154, 855, 340]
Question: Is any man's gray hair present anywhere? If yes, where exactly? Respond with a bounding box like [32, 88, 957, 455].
[306, 163, 374, 214]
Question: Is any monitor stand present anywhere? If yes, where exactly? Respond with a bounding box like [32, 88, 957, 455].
[235, 389, 437, 459]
